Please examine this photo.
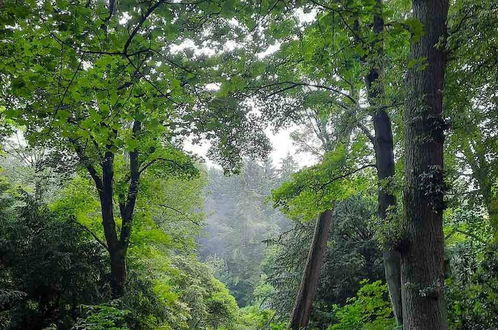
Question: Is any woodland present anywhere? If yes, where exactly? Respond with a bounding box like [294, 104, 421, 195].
[0, 0, 497, 329]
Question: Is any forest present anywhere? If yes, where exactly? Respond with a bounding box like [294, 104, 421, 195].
[0, 0, 497, 329]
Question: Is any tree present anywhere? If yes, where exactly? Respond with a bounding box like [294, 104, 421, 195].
[272, 143, 373, 328]
[1, 0, 269, 297]
[361, 0, 402, 324]
[215, 1, 413, 323]
[445, 0, 498, 243]
[290, 209, 333, 328]
[401, 0, 449, 328]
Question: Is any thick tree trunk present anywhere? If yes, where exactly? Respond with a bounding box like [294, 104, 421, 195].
[402, 0, 449, 329]
[289, 209, 333, 329]
[363, 1, 402, 324]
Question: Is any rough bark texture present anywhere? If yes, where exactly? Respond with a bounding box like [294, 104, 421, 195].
[289, 210, 333, 329]
[363, 0, 402, 324]
[402, 0, 449, 328]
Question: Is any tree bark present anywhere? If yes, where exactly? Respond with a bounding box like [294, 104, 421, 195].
[372, 110, 402, 325]
[402, 0, 449, 328]
[362, 0, 402, 324]
[289, 209, 333, 329]
[99, 151, 126, 298]
[109, 246, 126, 298]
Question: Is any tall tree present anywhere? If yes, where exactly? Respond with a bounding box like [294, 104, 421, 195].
[0, 0, 269, 297]
[361, 0, 402, 324]
[234, 1, 410, 323]
[401, 0, 449, 328]
[445, 0, 498, 243]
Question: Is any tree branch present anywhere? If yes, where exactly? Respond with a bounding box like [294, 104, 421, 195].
[73, 220, 109, 252]
[319, 164, 376, 190]
[71, 139, 104, 192]
[123, 0, 167, 54]
[119, 120, 141, 245]
[258, 81, 357, 104]
[357, 122, 375, 144]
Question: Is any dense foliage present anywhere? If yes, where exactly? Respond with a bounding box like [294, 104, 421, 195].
[1, 0, 497, 329]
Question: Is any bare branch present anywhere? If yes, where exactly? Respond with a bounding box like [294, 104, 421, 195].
[357, 122, 375, 144]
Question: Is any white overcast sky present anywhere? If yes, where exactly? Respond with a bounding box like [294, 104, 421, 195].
[184, 127, 318, 170]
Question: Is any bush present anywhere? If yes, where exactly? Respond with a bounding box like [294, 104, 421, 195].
[328, 280, 396, 330]
[72, 303, 130, 330]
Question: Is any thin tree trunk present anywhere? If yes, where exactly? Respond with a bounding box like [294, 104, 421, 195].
[100, 151, 126, 298]
[402, 0, 449, 328]
[362, 0, 402, 324]
[289, 209, 333, 329]
[372, 110, 402, 325]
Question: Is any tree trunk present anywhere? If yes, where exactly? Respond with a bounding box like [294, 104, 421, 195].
[110, 246, 126, 298]
[99, 151, 127, 298]
[372, 111, 402, 325]
[402, 0, 449, 328]
[289, 209, 333, 329]
[363, 0, 403, 324]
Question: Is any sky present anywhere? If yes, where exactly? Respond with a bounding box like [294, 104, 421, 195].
[176, 8, 320, 170]
[184, 126, 318, 170]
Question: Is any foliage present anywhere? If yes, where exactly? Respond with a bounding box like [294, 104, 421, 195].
[0, 192, 109, 329]
[328, 280, 396, 330]
[446, 247, 498, 329]
[272, 146, 372, 221]
[0, 167, 243, 329]
[259, 194, 384, 327]
[0, 0, 497, 328]
[445, 0, 498, 240]
[235, 306, 287, 330]
[445, 207, 498, 329]
[73, 303, 130, 330]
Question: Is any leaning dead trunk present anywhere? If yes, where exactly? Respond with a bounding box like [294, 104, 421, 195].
[289, 209, 333, 329]
[402, 0, 449, 328]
